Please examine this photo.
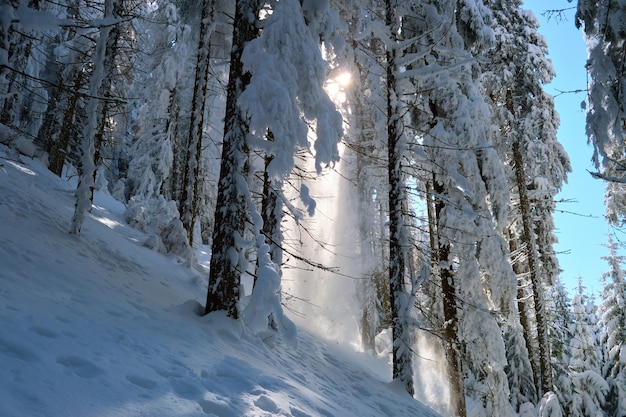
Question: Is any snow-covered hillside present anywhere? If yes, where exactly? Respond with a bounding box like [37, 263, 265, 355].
[0, 146, 440, 417]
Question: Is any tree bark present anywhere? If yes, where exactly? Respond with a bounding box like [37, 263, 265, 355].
[70, 0, 118, 235]
[433, 178, 467, 417]
[260, 156, 282, 268]
[205, 0, 261, 318]
[179, 0, 215, 244]
[386, 0, 414, 397]
[508, 231, 540, 401]
[49, 70, 83, 177]
[512, 140, 553, 395]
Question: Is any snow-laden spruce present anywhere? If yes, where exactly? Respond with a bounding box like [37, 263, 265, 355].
[567, 292, 608, 416]
[239, 0, 342, 177]
[207, 0, 342, 342]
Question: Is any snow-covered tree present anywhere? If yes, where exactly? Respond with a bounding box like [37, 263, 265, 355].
[568, 289, 608, 417]
[600, 236, 626, 417]
[540, 391, 564, 417]
[206, 0, 342, 333]
[0, 0, 46, 135]
[483, 0, 571, 399]
[504, 320, 537, 411]
[124, 1, 187, 201]
[401, 1, 517, 414]
[177, 0, 216, 244]
[40, 33, 88, 175]
[329, 0, 391, 354]
[70, 0, 121, 235]
[380, 0, 416, 397]
[0, 1, 79, 161]
[547, 281, 574, 413]
[576, 1, 626, 224]
[205, 0, 262, 318]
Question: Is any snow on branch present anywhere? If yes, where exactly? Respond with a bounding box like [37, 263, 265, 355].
[589, 170, 626, 184]
[240, 0, 342, 178]
[12, 5, 124, 31]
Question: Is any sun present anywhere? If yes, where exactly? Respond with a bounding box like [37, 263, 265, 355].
[334, 71, 352, 88]
[325, 71, 352, 104]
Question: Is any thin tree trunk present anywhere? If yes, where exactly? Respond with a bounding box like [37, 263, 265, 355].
[36, 72, 62, 152]
[49, 70, 83, 177]
[161, 86, 179, 199]
[512, 140, 553, 395]
[179, 0, 215, 244]
[352, 51, 378, 352]
[508, 230, 540, 396]
[260, 161, 282, 268]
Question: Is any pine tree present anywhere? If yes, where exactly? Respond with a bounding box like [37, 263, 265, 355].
[504, 320, 538, 411]
[205, 0, 262, 318]
[483, 0, 571, 399]
[576, 0, 626, 186]
[331, 0, 391, 354]
[576, 0, 626, 226]
[0, 0, 46, 134]
[600, 236, 626, 417]
[406, 1, 517, 414]
[568, 290, 608, 417]
[206, 0, 342, 326]
[547, 281, 574, 413]
[70, 0, 121, 235]
[178, 0, 215, 244]
[383, 0, 415, 398]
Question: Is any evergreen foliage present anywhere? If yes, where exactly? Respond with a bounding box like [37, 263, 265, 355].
[2, 0, 625, 415]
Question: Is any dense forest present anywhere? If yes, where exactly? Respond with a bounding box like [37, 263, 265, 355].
[1, 0, 625, 416]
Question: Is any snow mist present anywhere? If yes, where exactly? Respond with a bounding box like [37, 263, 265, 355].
[282, 144, 363, 349]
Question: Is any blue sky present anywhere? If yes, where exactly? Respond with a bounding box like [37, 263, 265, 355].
[524, 0, 614, 296]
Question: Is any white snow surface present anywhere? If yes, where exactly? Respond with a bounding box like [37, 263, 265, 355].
[0, 147, 441, 417]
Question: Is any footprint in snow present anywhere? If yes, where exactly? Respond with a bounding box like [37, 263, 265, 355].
[171, 378, 202, 400]
[56, 355, 104, 378]
[197, 399, 237, 417]
[253, 395, 279, 413]
[125, 374, 158, 390]
[0, 336, 40, 362]
[28, 325, 59, 339]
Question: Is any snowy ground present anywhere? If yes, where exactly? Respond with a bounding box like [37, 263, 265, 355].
[0, 146, 441, 417]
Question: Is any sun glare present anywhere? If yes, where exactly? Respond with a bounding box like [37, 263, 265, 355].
[335, 71, 352, 87]
[325, 71, 352, 104]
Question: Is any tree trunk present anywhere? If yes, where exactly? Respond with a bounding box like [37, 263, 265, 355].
[386, 0, 414, 397]
[260, 158, 282, 268]
[49, 70, 83, 177]
[205, 0, 261, 318]
[433, 178, 467, 417]
[70, 0, 118, 235]
[179, 0, 215, 244]
[512, 140, 553, 395]
[508, 230, 540, 397]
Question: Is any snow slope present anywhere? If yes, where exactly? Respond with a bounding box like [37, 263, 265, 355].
[0, 146, 440, 417]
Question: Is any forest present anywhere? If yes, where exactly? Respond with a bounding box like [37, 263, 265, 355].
[1, 0, 625, 416]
